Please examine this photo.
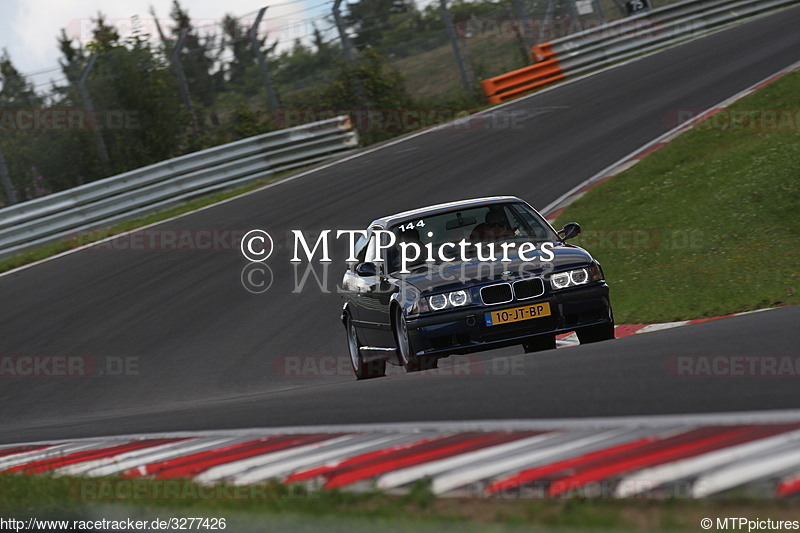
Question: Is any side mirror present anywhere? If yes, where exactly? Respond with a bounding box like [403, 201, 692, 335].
[559, 222, 581, 241]
[356, 262, 377, 277]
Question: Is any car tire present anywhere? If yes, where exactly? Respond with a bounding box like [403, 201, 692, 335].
[346, 314, 386, 380]
[394, 307, 438, 372]
[523, 334, 556, 353]
[577, 322, 615, 344]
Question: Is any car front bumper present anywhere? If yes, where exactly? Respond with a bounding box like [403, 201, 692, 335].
[406, 283, 612, 356]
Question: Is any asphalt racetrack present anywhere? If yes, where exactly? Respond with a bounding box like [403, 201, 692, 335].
[1, 7, 799, 443]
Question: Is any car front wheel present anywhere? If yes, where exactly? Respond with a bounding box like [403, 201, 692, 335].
[394, 307, 437, 372]
[346, 314, 386, 380]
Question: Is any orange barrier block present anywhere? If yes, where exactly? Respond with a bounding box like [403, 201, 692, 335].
[481, 57, 564, 105]
[532, 42, 556, 62]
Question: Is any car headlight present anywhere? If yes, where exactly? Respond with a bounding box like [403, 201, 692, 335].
[449, 290, 468, 307]
[425, 290, 471, 312]
[571, 268, 588, 284]
[550, 271, 572, 289]
[549, 266, 601, 290]
[429, 294, 448, 310]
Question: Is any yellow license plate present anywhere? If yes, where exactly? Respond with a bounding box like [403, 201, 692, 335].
[485, 302, 551, 326]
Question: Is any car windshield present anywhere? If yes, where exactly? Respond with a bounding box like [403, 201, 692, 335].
[387, 202, 558, 270]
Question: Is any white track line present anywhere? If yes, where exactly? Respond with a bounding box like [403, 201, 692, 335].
[195, 434, 354, 484]
[0, 441, 111, 471]
[376, 434, 554, 491]
[56, 437, 238, 477]
[635, 321, 692, 334]
[691, 446, 800, 498]
[285, 432, 441, 481]
[430, 429, 630, 495]
[615, 428, 800, 497]
[556, 333, 580, 347]
[232, 434, 406, 485]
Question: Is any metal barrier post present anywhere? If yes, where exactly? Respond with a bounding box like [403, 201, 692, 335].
[0, 152, 17, 206]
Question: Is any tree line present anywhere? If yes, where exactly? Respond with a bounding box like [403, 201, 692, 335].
[0, 0, 519, 206]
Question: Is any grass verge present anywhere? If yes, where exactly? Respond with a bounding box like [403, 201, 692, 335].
[1, 474, 799, 531]
[553, 69, 800, 324]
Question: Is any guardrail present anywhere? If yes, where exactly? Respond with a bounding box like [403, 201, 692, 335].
[481, 0, 800, 104]
[0, 115, 358, 260]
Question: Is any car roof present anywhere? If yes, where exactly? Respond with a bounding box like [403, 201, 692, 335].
[371, 196, 527, 228]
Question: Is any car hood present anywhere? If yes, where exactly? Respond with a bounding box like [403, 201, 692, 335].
[395, 243, 595, 294]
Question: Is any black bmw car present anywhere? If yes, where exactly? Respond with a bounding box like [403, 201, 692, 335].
[341, 196, 614, 379]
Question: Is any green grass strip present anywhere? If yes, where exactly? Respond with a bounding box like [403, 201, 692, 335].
[553, 70, 800, 323]
[1, 473, 799, 531]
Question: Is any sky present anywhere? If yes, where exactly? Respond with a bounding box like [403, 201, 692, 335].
[0, 0, 332, 91]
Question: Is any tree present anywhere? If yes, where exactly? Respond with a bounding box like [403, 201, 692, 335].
[222, 14, 252, 88]
[169, 0, 219, 107]
[0, 51, 41, 204]
[311, 23, 337, 64]
[67, 14, 189, 177]
[344, 0, 417, 50]
[274, 38, 334, 93]
[86, 12, 122, 54]
[0, 50, 39, 108]
[220, 12, 283, 103]
[56, 29, 86, 84]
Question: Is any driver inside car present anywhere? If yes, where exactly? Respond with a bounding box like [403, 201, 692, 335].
[469, 208, 515, 243]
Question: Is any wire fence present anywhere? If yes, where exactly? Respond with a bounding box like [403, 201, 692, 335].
[0, 0, 680, 208]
